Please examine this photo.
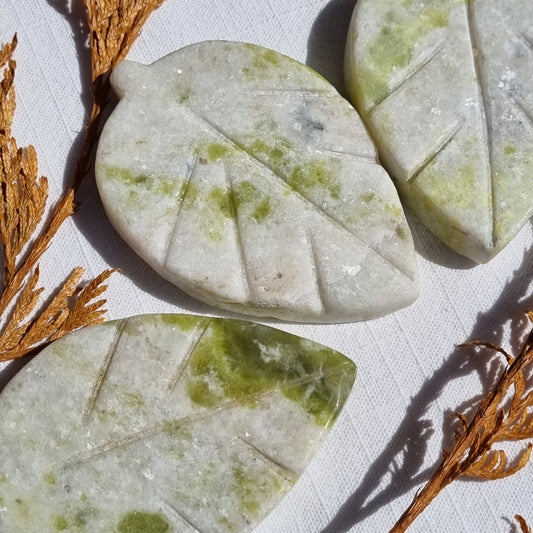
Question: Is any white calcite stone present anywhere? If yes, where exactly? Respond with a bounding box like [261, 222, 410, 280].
[96, 41, 418, 322]
[345, 1, 533, 263]
[0, 314, 356, 533]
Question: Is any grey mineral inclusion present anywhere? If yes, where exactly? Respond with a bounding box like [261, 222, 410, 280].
[95, 41, 419, 322]
[0, 314, 356, 532]
[345, 0, 533, 263]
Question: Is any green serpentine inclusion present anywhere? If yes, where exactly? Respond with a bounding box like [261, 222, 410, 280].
[53, 508, 91, 531]
[117, 511, 170, 533]
[53, 516, 69, 531]
[207, 142, 231, 162]
[246, 136, 293, 174]
[357, 6, 450, 107]
[102, 165, 179, 197]
[186, 319, 355, 426]
[232, 464, 285, 518]
[241, 45, 282, 79]
[207, 187, 235, 218]
[288, 160, 341, 200]
[245, 137, 342, 199]
[159, 313, 207, 331]
[102, 141, 341, 234]
[234, 181, 273, 222]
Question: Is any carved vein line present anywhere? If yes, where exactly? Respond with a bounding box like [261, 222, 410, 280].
[59, 367, 346, 471]
[252, 150, 412, 280]
[59, 404, 241, 472]
[179, 107, 414, 282]
[314, 149, 376, 163]
[236, 436, 298, 483]
[224, 163, 253, 302]
[324, 370, 350, 430]
[366, 37, 448, 115]
[82, 319, 127, 425]
[167, 320, 211, 391]
[163, 154, 198, 268]
[229, 89, 376, 164]
[153, 495, 202, 532]
[517, 32, 533, 52]
[180, 103, 376, 176]
[307, 231, 327, 313]
[512, 98, 533, 129]
[407, 117, 465, 183]
[237, 88, 338, 98]
[465, 0, 495, 247]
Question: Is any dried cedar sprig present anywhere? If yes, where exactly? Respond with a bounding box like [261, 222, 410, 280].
[391, 313, 533, 532]
[0, 36, 108, 360]
[0, 34, 48, 287]
[0, 0, 164, 360]
[0, 268, 115, 361]
[0, 41, 113, 358]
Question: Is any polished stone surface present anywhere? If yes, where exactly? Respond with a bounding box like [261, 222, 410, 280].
[96, 41, 419, 322]
[345, 0, 533, 263]
[0, 314, 356, 533]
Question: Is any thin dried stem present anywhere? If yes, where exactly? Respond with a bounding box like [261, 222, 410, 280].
[391, 319, 533, 532]
[516, 515, 532, 533]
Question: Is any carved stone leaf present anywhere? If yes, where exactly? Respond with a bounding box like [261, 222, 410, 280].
[345, 0, 533, 263]
[0, 314, 356, 532]
[95, 41, 419, 322]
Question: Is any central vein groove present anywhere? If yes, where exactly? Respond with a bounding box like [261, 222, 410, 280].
[465, 0, 495, 248]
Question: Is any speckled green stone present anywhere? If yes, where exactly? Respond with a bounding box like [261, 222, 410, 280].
[95, 40, 419, 322]
[345, 0, 533, 262]
[0, 314, 356, 533]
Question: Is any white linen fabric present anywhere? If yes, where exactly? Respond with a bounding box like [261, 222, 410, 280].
[1, 1, 532, 532]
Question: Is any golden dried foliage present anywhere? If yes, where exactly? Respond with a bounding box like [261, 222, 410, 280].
[84, 0, 166, 81]
[0, 34, 115, 360]
[391, 313, 533, 532]
[1, 0, 164, 359]
[0, 268, 116, 361]
[0, 35, 47, 286]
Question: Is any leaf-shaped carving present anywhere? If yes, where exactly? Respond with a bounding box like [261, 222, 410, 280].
[345, 0, 533, 263]
[95, 41, 418, 322]
[0, 314, 356, 532]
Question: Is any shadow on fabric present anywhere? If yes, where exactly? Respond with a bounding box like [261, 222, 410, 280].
[321, 223, 533, 532]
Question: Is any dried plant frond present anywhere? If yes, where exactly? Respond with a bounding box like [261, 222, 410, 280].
[21, 266, 86, 347]
[1, 139, 49, 283]
[51, 268, 117, 337]
[516, 515, 532, 533]
[0, 34, 17, 140]
[0, 268, 115, 361]
[391, 316, 533, 532]
[0, 267, 42, 351]
[72, 0, 166, 189]
[1, 3, 162, 360]
[1, 34, 49, 284]
[465, 445, 532, 481]
[0, 189, 75, 318]
[84, 0, 166, 81]
[1, 2, 163, 360]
